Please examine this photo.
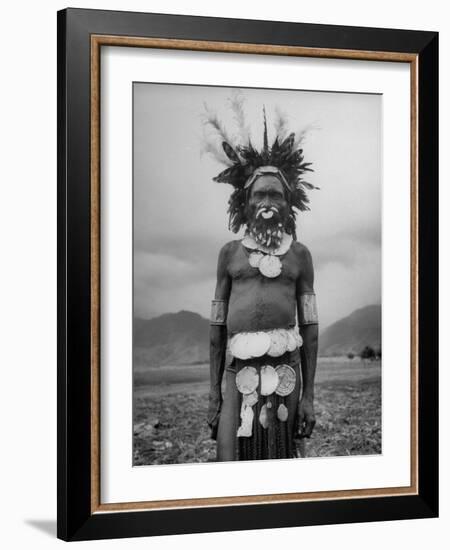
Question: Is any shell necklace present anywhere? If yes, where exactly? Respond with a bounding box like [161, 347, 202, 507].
[242, 231, 293, 279]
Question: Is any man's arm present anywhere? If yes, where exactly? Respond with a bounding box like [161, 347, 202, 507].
[296, 245, 319, 438]
[207, 243, 232, 440]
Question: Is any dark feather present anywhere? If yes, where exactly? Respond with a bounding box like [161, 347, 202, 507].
[270, 137, 280, 160]
[296, 179, 319, 191]
[263, 106, 269, 161]
[222, 142, 240, 163]
[279, 133, 295, 153]
[298, 162, 314, 172]
[213, 166, 234, 183]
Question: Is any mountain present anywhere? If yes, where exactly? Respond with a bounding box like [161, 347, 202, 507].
[134, 310, 209, 367]
[319, 305, 381, 357]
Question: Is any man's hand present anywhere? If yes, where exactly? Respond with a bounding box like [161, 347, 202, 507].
[207, 389, 222, 440]
[296, 396, 316, 439]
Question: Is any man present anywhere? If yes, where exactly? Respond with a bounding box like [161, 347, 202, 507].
[205, 110, 318, 461]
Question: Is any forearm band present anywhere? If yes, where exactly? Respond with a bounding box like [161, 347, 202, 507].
[299, 293, 318, 325]
[210, 299, 228, 325]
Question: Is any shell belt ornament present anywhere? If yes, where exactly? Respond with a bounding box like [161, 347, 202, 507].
[229, 327, 303, 360]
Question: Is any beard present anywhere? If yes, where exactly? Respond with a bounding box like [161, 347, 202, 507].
[246, 206, 288, 250]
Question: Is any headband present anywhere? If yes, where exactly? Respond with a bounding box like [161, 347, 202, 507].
[243, 166, 292, 192]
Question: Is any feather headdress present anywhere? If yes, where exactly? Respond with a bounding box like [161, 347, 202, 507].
[202, 98, 318, 239]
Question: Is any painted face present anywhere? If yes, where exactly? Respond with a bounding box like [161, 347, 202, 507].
[246, 175, 289, 249]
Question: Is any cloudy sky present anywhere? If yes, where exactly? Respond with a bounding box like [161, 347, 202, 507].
[134, 83, 381, 329]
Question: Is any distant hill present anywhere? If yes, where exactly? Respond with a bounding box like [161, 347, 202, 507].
[134, 311, 209, 367]
[134, 304, 382, 367]
[319, 305, 381, 357]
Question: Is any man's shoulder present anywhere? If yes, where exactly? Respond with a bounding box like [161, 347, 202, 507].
[290, 239, 312, 260]
[217, 239, 241, 260]
[219, 239, 241, 255]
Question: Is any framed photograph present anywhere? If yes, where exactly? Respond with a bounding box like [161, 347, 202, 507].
[57, 8, 438, 541]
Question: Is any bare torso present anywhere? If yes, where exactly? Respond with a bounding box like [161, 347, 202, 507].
[226, 240, 302, 334]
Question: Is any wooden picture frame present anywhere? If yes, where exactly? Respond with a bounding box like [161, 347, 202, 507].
[57, 7, 438, 541]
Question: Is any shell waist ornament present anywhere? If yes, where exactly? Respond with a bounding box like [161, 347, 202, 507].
[229, 327, 303, 360]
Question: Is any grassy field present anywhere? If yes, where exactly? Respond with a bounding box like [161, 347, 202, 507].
[133, 359, 381, 465]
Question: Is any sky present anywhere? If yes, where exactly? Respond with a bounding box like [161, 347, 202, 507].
[133, 83, 381, 329]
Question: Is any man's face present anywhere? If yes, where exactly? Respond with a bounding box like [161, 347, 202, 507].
[246, 175, 289, 249]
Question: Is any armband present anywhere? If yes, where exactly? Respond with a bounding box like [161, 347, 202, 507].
[210, 299, 228, 326]
[299, 293, 318, 325]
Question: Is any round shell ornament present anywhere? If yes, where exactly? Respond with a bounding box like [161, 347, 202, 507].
[236, 366, 259, 395]
[246, 331, 271, 357]
[248, 251, 264, 268]
[285, 329, 298, 352]
[275, 364, 296, 396]
[229, 333, 239, 357]
[258, 254, 282, 278]
[229, 333, 252, 360]
[268, 330, 288, 357]
[260, 365, 279, 396]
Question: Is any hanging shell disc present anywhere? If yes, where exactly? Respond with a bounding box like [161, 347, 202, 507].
[248, 251, 264, 268]
[267, 330, 288, 357]
[237, 403, 254, 437]
[243, 390, 259, 407]
[236, 366, 259, 395]
[259, 404, 269, 429]
[275, 364, 296, 396]
[277, 403, 289, 422]
[260, 365, 279, 396]
[246, 331, 271, 357]
[258, 255, 282, 278]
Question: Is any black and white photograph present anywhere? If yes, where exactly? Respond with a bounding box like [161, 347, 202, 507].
[0, 0, 443, 545]
[132, 83, 382, 465]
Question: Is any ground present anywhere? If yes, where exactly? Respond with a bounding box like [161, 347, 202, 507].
[133, 359, 381, 465]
